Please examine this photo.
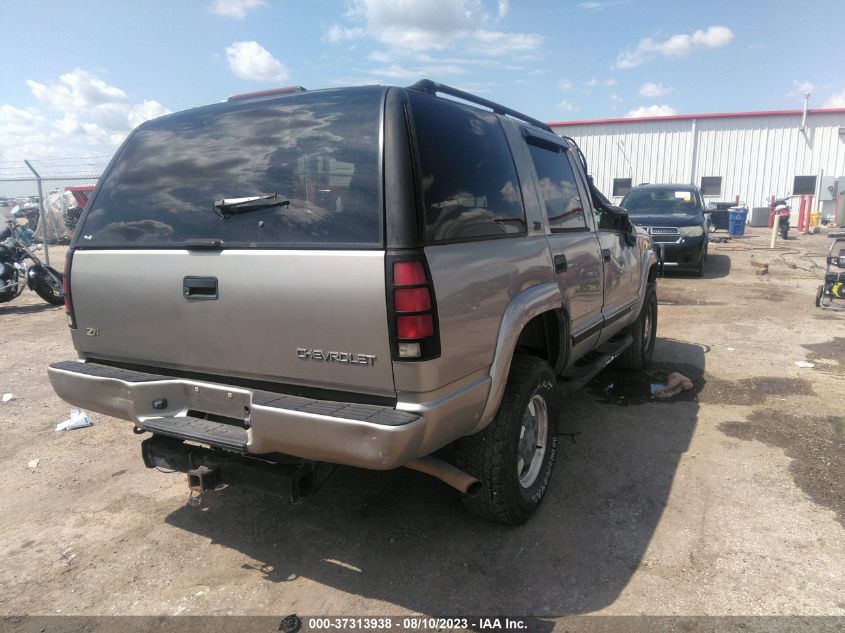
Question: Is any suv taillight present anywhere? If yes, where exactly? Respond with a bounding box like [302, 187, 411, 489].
[387, 256, 440, 360]
[64, 251, 76, 329]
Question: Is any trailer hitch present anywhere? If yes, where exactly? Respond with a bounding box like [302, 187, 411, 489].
[186, 464, 221, 507]
[141, 435, 336, 507]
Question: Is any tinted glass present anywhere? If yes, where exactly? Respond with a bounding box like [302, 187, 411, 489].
[700, 176, 722, 196]
[793, 175, 816, 195]
[80, 88, 384, 247]
[612, 177, 632, 197]
[526, 141, 587, 232]
[409, 92, 525, 242]
[622, 188, 701, 214]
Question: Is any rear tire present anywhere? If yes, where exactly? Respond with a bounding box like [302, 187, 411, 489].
[617, 283, 657, 370]
[455, 355, 559, 525]
[32, 267, 64, 305]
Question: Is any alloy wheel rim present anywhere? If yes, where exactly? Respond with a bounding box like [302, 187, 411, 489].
[517, 393, 548, 488]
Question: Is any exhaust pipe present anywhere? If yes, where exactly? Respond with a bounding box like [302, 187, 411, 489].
[404, 456, 481, 496]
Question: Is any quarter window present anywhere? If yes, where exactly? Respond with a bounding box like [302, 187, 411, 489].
[408, 91, 526, 242]
[526, 140, 588, 232]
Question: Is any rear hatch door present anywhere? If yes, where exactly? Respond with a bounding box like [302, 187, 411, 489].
[70, 87, 394, 396]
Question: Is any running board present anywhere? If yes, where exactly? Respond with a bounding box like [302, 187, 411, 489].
[141, 416, 247, 453]
[558, 335, 633, 395]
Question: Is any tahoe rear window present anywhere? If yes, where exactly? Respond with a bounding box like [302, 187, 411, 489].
[80, 88, 384, 248]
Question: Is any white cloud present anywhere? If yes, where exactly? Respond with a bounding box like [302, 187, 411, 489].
[639, 82, 671, 98]
[467, 29, 542, 56]
[0, 105, 45, 136]
[578, 1, 628, 9]
[604, 78, 617, 86]
[367, 62, 466, 80]
[127, 100, 171, 128]
[225, 41, 289, 82]
[615, 25, 734, 69]
[1, 69, 169, 162]
[333, 0, 542, 61]
[627, 104, 677, 118]
[497, 0, 508, 19]
[610, 93, 623, 110]
[823, 90, 845, 108]
[789, 80, 814, 97]
[559, 100, 576, 113]
[326, 23, 366, 43]
[559, 79, 573, 91]
[27, 70, 127, 114]
[585, 78, 598, 87]
[210, 0, 265, 19]
[367, 50, 393, 63]
[347, 0, 484, 50]
[691, 25, 734, 48]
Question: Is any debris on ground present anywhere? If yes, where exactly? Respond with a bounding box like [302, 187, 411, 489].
[55, 409, 93, 432]
[27, 459, 39, 469]
[709, 236, 730, 243]
[756, 265, 769, 276]
[2, 393, 13, 403]
[652, 372, 694, 399]
[794, 361, 815, 368]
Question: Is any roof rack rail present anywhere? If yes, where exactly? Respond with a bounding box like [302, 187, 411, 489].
[407, 79, 553, 133]
[228, 86, 307, 102]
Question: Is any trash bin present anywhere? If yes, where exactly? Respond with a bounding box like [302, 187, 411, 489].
[728, 206, 748, 236]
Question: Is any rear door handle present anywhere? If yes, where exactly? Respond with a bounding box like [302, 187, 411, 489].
[602, 249, 611, 262]
[553, 254, 567, 273]
[183, 276, 218, 300]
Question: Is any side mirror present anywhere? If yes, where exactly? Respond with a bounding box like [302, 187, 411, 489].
[624, 221, 638, 247]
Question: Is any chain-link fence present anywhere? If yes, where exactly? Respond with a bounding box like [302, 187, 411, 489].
[0, 158, 105, 268]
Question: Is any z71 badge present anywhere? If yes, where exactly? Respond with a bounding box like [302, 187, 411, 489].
[297, 348, 376, 366]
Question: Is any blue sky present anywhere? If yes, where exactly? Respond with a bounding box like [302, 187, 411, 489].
[1, 0, 844, 165]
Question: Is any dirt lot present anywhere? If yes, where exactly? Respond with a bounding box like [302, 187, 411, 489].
[0, 227, 843, 625]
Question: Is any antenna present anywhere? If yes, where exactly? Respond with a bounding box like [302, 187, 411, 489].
[800, 92, 810, 131]
[616, 139, 634, 178]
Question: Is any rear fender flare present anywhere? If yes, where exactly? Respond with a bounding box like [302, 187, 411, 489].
[634, 239, 659, 311]
[472, 282, 561, 433]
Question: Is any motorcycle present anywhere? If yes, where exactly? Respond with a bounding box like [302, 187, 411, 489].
[773, 198, 791, 240]
[0, 216, 65, 306]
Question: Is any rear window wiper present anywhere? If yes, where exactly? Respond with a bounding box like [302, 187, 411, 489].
[213, 193, 290, 218]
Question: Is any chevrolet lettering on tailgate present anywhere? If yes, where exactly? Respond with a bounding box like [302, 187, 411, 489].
[296, 348, 377, 366]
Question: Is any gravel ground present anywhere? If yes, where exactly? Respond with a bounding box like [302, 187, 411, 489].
[0, 227, 843, 625]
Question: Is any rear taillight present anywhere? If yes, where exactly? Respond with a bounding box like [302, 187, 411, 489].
[388, 256, 440, 360]
[64, 251, 76, 329]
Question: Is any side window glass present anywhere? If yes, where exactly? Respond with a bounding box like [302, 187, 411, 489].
[408, 92, 526, 242]
[525, 140, 588, 232]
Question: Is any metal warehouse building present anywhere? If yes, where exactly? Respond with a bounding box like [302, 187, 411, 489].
[549, 108, 845, 222]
